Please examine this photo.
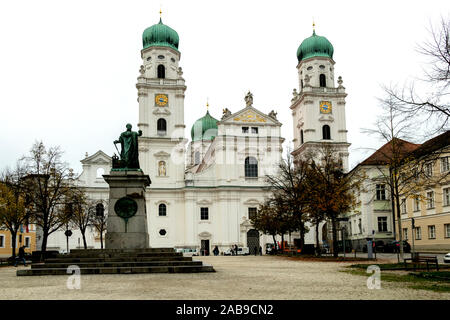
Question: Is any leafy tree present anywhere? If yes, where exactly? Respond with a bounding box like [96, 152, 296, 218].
[307, 145, 361, 257]
[251, 200, 281, 249]
[0, 166, 29, 258]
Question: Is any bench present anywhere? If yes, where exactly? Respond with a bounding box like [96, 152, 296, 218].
[404, 254, 439, 271]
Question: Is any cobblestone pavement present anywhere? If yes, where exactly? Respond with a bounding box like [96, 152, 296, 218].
[0, 255, 448, 300]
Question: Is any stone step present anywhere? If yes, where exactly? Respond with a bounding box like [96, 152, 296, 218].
[69, 248, 175, 254]
[55, 252, 183, 260]
[31, 260, 203, 269]
[17, 265, 215, 276]
[45, 256, 192, 263]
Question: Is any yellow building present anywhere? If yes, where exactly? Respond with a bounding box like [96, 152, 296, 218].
[0, 224, 37, 257]
[400, 131, 450, 251]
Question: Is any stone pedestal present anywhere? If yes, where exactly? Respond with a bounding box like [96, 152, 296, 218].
[103, 170, 151, 249]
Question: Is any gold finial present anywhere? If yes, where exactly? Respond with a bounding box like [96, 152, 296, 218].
[206, 98, 209, 111]
[160, 8, 162, 17]
[312, 19, 316, 35]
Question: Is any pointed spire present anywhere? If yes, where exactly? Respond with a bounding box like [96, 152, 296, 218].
[312, 19, 316, 35]
[206, 98, 210, 113]
[159, 7, 163, 23]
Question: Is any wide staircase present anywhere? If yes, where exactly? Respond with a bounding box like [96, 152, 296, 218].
[17, 248, 215, 276]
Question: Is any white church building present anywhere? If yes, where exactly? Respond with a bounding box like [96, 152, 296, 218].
[45, 18, 350, 255]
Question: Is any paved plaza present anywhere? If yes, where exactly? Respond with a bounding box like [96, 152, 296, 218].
[0, 255, 448, 300]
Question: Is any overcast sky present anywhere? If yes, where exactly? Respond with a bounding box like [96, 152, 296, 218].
[0, 0, 448, 174]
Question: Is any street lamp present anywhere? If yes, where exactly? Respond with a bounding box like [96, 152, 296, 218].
[64, 203, 73, 254]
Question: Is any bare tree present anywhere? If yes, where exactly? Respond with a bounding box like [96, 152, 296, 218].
[362, 97, 436, 260]
[264, 152, 310, 251]
[384, 17, 450, 135]
[20, 141, 75, 259]
[67, 189, 92, 250]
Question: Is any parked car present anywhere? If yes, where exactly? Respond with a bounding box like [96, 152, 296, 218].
[384, 240, 411, 253]
[175, 248, 199, 257]
[223, 247, 250, 256]
[363, 240, 385, 253]
[444, 252, 450, 263]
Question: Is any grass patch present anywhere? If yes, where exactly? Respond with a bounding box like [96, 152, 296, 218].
[342, 266, 450, 293]
[282, 254, 374, 262]
[348, 263, 450, 271]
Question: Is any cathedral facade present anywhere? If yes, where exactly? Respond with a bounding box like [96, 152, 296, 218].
[46, 18, 350, 254]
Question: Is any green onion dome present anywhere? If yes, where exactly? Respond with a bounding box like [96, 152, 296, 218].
[190, 111, 219, 142]
[142, 18, 179, 51]
[297, 30, 334, 62]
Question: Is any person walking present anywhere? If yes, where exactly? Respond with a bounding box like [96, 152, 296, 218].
[259, 246, 262, 256]
[213, 245, 219, 256]
[14, 246, 27, 267]
[254, 246, 257, 256]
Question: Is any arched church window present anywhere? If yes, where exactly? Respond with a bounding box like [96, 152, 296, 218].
[194, 151, 200, 165]
[157, 118, 167, 135]
[158, 204, 167, 216]
[300, 130, 304, 144]
[319, 74, 326, 87]
[157, 64, 165, 79]
[245, 157, 258, 178]
[322, 125, 331, 140]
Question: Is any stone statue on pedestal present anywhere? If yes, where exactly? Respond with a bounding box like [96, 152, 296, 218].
[113, 123, 142, 170]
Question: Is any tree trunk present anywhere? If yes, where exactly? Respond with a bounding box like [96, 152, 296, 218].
[100, 229, 104, 250]
[299, 224, 305, 253]
[81, 230, 88, 249]
[389, 168, 397, 239]
[331, 216, 339, 258]
[272, 235, 277, 250]
[40, 228, 49, 262]
[281, 234, 284, 252]
[315, 222, 321, 256]
[11, 231, 17, 258]
[395, 191, 404, 261]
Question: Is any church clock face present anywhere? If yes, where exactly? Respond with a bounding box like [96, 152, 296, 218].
[319, 101, 332, 114]
[155, 94, 168, 107]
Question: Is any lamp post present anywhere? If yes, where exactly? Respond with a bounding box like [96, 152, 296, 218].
[64, 203, 73, 254]
[411, 218, 416, 259]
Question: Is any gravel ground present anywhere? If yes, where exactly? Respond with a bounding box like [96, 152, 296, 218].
[0, 255, 448, 300]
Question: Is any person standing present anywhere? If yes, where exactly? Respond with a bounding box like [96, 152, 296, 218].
[254, 246, 258, 256]
[213, 245, 219, 256]
[259, 246, 262, 256]
[14, 246, 27, 267]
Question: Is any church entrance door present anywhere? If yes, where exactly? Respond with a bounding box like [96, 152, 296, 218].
[247, 229, 260, 255]
[201, 239, 210, 256]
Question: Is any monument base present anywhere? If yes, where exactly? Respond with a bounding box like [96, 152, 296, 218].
[103, 170, 151, 250]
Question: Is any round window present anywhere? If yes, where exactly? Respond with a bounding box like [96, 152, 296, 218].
[319, 65, 325, 69]
[158, 55, 165, 59]
[307, 66, 313, 71]
[159, 229, 167, 236]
